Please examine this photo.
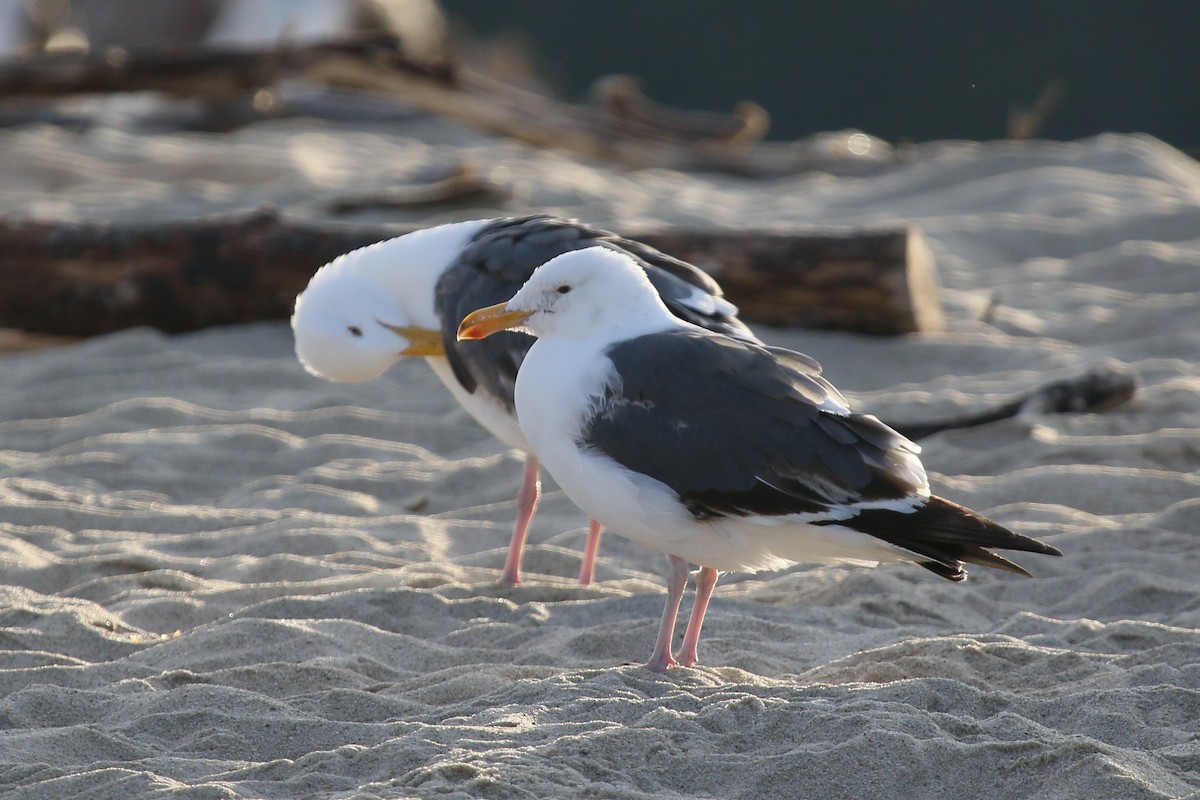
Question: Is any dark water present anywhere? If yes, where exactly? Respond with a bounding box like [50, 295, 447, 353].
[443, 0, 1199, 149]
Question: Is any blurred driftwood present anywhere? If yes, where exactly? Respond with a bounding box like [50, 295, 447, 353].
[326, 161, 512, 213]
[896, 362, 1138, 440]
[0, 328, 79, 353]
[0, 34, 399, 100]
[1008, 80, 1065, 140]
[0, 209, 938, 336]
[0, 33, 893, 176]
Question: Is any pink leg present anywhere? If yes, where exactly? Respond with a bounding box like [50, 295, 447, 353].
[642, 555, 689, 672]
[500, 455, 540, 585]
[677, 566, 719, 667]
[577, 519, 604, 586]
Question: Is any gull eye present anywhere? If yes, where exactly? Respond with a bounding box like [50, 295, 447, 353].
[555, 285, 572, 295]
[347, 325, 363, 337]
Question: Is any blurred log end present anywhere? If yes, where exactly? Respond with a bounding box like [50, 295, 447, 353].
[641, 225, 943, 336]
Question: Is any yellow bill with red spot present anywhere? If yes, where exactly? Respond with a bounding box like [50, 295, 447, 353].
[457, 303, 534, 341]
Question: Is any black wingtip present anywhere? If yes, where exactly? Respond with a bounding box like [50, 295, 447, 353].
[832, 494, 1062, 582]
[919, 560, 967, 581]
[922, 495, 1063, 557]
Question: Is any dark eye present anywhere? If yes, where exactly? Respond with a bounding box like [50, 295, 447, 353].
[347, 325, 363, 337]
[556, 285, 572, 294]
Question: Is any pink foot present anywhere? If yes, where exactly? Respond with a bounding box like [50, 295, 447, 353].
[641, 652, 679, 673]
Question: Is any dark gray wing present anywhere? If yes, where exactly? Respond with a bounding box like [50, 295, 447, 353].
[588, 329, 1063, 580]
[585, 329, 922, 519]
[433, 219, 535, 412]
[435, 215, 756, 411]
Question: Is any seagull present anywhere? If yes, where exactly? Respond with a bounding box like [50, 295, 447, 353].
[291, 214, 756, 585]
[457, 246, 1062, 671]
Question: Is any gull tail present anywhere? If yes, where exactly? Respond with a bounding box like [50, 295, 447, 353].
[820, 495, 1062, 581]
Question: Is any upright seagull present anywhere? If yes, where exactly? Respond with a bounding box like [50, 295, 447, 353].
[458, 247, 1062, 671]
[292, 215, 755, 585]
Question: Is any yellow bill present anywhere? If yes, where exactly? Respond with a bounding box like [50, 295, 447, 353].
[457, 303, 534, 341]
[377, 322, 445, 356]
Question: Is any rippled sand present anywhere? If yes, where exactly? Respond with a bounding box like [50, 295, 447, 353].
[1, 122, 1198, 799]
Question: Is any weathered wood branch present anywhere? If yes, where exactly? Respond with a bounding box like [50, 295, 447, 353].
[0, 34, 894, 176]
[895, 361, 1138, 440]
[0, 210, 939, 337]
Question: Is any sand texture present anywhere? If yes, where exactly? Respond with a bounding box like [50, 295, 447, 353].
[1, 119, 1199, 799]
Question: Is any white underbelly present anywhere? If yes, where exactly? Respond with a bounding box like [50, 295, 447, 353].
[425, 356, 529, 452]
[541, 443, 903, 573]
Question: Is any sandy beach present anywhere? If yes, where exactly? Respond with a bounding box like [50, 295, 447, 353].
[1, 116, 1199, 798]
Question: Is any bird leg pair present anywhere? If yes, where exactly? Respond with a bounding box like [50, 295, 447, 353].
[501, 454, 605, 586]
[643, 555, 720, 672]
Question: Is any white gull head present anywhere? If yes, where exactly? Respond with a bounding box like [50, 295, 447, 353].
[462, 246, 682, 344]
[292, 269, 425, 382]
[291, 219, 491, 382]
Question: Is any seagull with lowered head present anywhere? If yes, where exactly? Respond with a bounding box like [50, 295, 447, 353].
[291, 214, 756, 585]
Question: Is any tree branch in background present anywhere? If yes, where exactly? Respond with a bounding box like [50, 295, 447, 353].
[0, 33, 895, 177]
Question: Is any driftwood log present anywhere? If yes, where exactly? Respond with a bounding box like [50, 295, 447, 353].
[0, 34, 892, 177]
[0, 209, 940, 337]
